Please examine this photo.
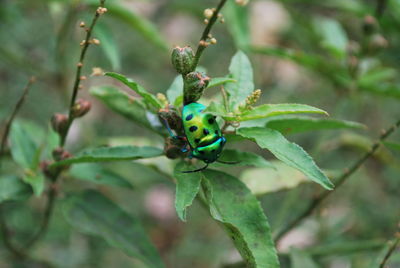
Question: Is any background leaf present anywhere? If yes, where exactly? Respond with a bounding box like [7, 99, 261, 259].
[290, 248, 320, 268]
[202, 169, 280, 268]
[69, 163, 133, 189]
[266, 116, 365, 134]
[90, 86, 158, 133]
[174, 162, 202, 221]
[240, 161, 310, 195]
[62, 190, 164, 268]
[238, 127, 334, 190]
[94, 22, 121, 71]
[51, 145, 163, 167]
[105, 72, 162, 110]
[224, 51, 254, 107]
[0, 175, 32, 203]
[23, 173, 45, 196]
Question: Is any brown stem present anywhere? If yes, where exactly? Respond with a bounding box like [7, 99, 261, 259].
[191, 0, 227, 71]
[21, 0, 107, 254]
[274, 119, 400, 242]
[60, 0, 106, 147]
[379, 224, 400, 268]
[0, 77, 35, 258]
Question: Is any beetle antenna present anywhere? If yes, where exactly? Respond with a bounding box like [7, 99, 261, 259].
[182, 163, 209, 173]
[216, 160, 240, 165]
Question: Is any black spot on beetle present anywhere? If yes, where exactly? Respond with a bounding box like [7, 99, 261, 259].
[203, 129, 210, 135]
[208, 118, 215, 124]
[195, 138, 200, 144]
[189, 126, 198, 132]
[185, 114, 193, 121]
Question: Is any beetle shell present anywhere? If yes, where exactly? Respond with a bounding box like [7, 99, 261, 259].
[182, 102, 226, 163]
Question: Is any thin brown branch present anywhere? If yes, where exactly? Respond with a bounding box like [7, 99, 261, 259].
[0, 76, 35, 258]
[191, 0, 227, 71]
[274, 119, 400, 242]
[376, 0, 388, 18]
[21, 0, 107, 254]
[380, 224, 400, 268]
[60, 0, 106, 146]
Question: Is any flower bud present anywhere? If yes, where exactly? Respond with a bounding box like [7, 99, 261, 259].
[158, 106, 183, 135]
[51, 114, 68, 135]
[183, 72, 210, 104]
[171, 46, 195, 74]
[71, 99, 91, 118]
[52, 147, 71, 161]
[164, 137, 187, 159]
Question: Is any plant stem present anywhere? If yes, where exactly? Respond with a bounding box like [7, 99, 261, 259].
[0, 77, 35, 258]
[191, 0, 227, 71]
[60, 0, 106, 147]
[376, 0, 388, 18]
[379, 224, 400, 268]
[21, 0, 107, 254]
[274, 119, 400, 242]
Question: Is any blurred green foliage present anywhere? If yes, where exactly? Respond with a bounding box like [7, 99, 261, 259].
[1, 0, 400, 267]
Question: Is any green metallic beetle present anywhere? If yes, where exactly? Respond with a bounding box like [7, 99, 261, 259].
[182, 102, 226, 169]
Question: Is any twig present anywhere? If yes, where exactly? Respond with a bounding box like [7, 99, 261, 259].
[274, 119, 400, 242]
[376, 0, 388, 18]
[379, 224, 400, 268]
[191, 0, 227, 70]
[60, 0, 106, 147]
[0, 77, 36, 167]
[21, 0, 107, 253]
[0, 76, 35, 258]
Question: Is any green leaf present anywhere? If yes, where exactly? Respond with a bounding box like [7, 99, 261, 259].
[218, 149, 274, 168]
[225, 1, 250, 50]
[240, 161, 310, 195]
[10, 121, 40, 169]
[225, 51, 254, 107]
[0, 175, 32, 203]
[23, 173, 45, 196]
[313, 17, 348, 58]
[166, 75, 183, 106]
[69, 163, 133, 189]
[205, 103, 328, 122]
[174, 162, 202, 221]
[62, 190, 164, 268]
[384, 141, 400, 152]
[90, 86, 157, 133]
[105, 72, 162, 110]
[202, 169, 280, 267]
[238, 127, 334, 190]
[208, 77, 236, 89]
[94, 22, 121, 71]
[266, 116, 365, 135]
[105, 3, 168, 51]
[51, 145, 163, 167]
[290, 248, 320, 268]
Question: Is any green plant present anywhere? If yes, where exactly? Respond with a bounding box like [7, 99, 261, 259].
[1, 0, 400, 267]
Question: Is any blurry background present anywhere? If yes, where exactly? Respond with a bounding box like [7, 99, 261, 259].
[1, 0, 400, 267]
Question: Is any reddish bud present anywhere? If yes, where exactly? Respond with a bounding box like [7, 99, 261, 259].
[51, 114, 68, 135]
[72, 99, 91, 118]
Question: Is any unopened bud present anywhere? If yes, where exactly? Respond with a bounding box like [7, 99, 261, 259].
[91, 67, 104, 76]
[72, 99, 91, 118]
[91, 38, 100, 45]
[51, 114, 69, 135]
[204, 19, 209, 24]
[210, 38, 217, 44]
[79, 21, 85, 28]
[52, 147, 71, 161]
[235, 0, 249, 6]
[184, 72, 210, 104]
[204, 8, 214, 19]
[157, 93, 168, 107]
[171, 46, 195, 74]
[164, 137, 187, 159]
[97, 7, 108, 15]
[363, 15, 377, 35]
[158, 106, 183, 135]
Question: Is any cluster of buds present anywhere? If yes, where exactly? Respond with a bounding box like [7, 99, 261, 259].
[71, 99, 91, 118]
[239, 89, 262, 111]
[156, 93, 169, 107]
[203, 7, 224, 24]
[52, 147, 72, 162]
[184, 72, 210, 104]
[171, 46, 195, 74]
